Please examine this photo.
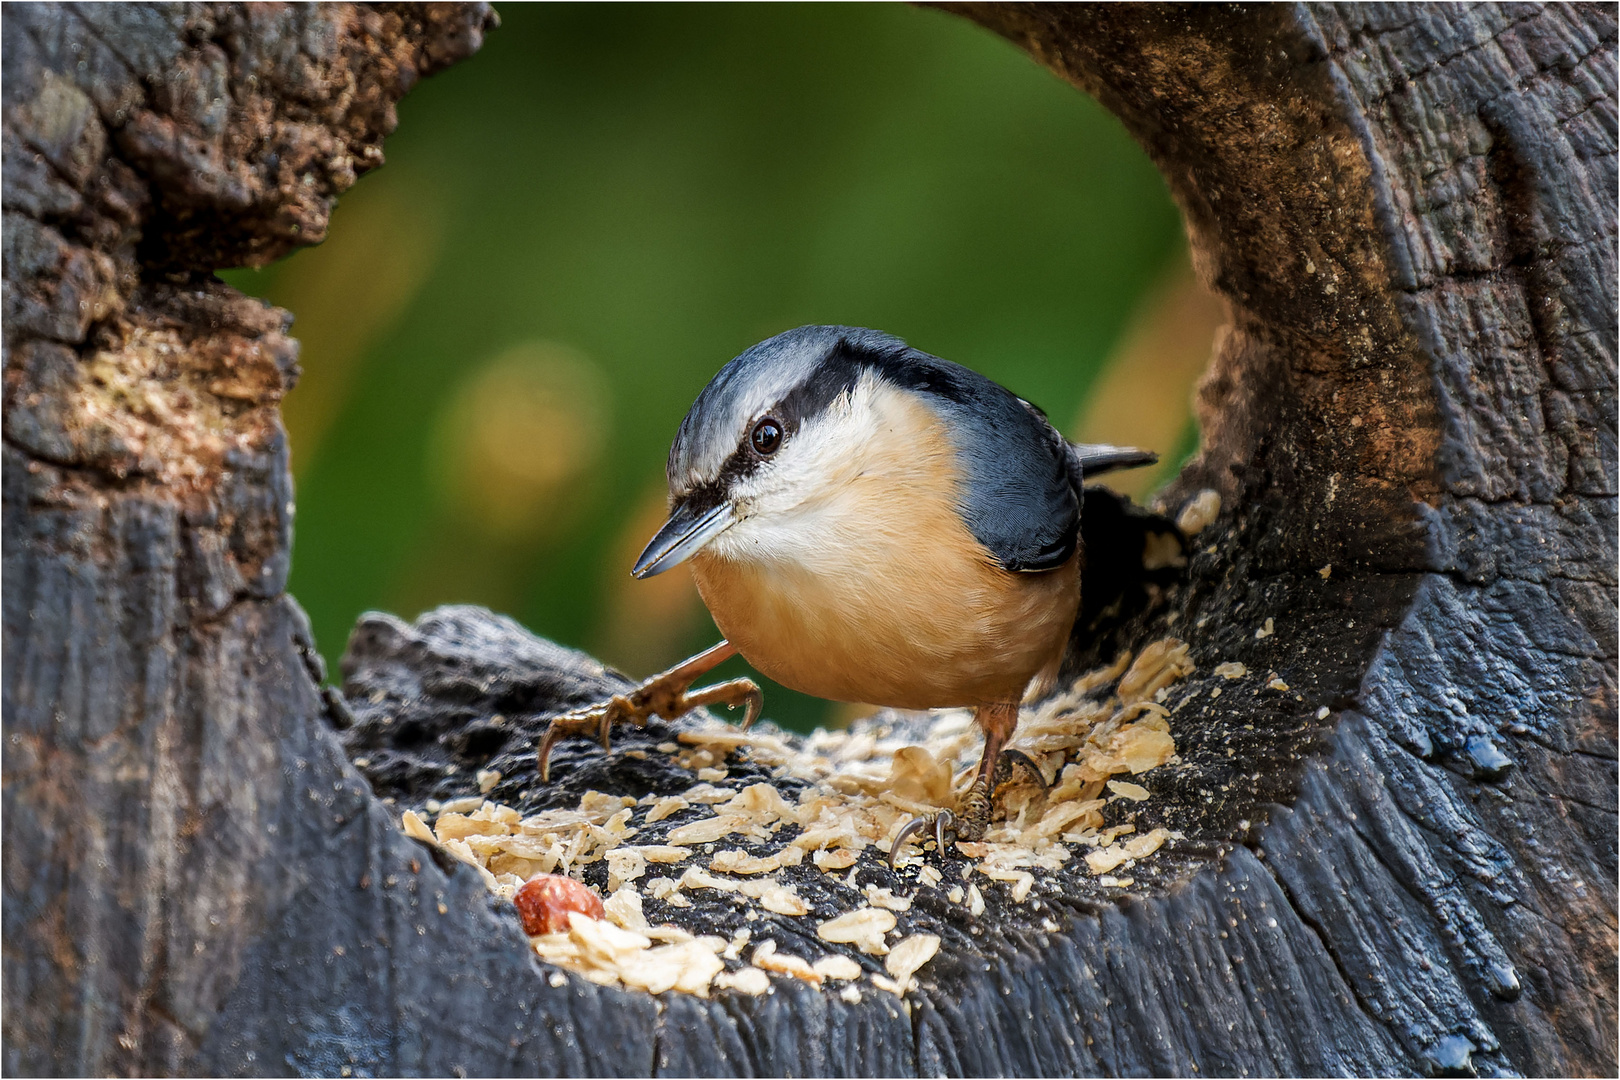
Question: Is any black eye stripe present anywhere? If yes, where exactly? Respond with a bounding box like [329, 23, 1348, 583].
[711, 413, 791, 489]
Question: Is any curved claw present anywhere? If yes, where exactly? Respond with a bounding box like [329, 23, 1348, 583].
[536, 694, 631, 781]
[537, 722, 566, 783]
[683, 678, 762, 730]
[933, 809, 954, 852]
[888, 809, 956, 867]
[738, 684, 763, 730]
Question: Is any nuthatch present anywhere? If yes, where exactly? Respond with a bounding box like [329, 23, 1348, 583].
[537, 326, 1155, 860]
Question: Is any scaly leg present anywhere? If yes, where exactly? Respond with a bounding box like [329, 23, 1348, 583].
[951, 700, 1021, 840]
[890, 702, 1045, 865]
[537, 640, 761, 780]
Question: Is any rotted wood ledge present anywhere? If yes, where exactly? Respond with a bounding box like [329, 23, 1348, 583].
[3, 3, 1614, 1078]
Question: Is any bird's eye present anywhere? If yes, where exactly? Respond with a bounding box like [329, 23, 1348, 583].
[750, 417, 783, 456]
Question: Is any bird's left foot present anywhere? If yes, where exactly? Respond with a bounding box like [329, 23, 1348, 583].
[888, 748, 1049, 865]
[536, 641, 761, 781]
[953, 749, 1048, 840]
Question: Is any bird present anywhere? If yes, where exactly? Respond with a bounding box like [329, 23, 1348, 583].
[536, 325, 1157, 861]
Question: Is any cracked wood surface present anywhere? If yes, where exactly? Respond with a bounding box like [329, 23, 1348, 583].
[2, 5, 500, 1075]
[3, 2, 1615, 1077]
[948, 5, 1617, 1074]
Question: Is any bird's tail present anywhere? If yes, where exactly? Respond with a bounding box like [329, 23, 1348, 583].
[1067, 442, 1159, 479]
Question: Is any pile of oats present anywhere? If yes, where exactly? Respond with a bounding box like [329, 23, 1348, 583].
[399, 638, 1194, 996]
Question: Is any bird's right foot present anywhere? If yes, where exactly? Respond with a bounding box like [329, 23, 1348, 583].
[536, 640, 761, 781]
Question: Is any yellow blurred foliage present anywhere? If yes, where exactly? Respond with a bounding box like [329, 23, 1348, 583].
[430, 342, 610, 542]
[1071, 250, 1227, 500]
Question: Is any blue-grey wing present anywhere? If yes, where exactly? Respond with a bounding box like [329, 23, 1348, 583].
[945, 391, 1158, 573]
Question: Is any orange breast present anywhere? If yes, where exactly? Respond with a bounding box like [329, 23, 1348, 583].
[692, 546, 1076, 709]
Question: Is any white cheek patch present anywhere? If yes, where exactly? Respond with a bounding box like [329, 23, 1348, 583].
[709, 373, 959, 571]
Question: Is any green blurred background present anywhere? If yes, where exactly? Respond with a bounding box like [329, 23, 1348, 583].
[223, 3, 1219, 733]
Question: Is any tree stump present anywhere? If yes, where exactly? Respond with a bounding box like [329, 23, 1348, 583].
[3, 3, 1613, 1077]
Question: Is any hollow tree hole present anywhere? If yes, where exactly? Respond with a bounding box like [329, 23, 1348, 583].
[221, 4, 1221, 735]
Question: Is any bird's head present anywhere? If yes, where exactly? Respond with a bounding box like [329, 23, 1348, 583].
[632, 325, 911, 578]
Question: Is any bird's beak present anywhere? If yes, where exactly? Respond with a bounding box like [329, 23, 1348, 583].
[632, 498, 737, 578]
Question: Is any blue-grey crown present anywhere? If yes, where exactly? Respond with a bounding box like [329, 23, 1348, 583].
[666, 325, 906, 493]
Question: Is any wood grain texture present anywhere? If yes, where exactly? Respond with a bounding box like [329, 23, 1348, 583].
[1, 5, 504, 1075]
[947, 5, 1617, 1072]
[3, 2, 1613, 1077]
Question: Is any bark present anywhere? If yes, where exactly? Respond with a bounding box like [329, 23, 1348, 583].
[3, 3, 1614, 1078]
[1, 5, 500, 1075]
